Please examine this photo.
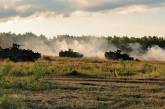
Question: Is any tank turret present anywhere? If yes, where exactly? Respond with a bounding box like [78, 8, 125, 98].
[105, 49, 134, 61]
[59, 49, 83, 58]
[0, 43, 41, 62]
[12, 43, 20, 49]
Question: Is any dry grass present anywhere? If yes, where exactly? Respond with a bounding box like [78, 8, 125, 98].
[0, 57, 165, 109]
[0, 57, 165, 78]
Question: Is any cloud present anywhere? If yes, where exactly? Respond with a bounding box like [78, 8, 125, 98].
[0, 0, 165, 21]
[70, 0, 102, 9]
[117, 5, 159, 14]
[81, 0, 165, 12]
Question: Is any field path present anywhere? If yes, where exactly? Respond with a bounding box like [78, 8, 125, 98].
[45, 76, 165, 84]
[11, 75, 165, 109]
[27, 75, 165, 109]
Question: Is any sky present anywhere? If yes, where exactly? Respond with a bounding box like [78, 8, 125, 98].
[0, 0, 165, 37]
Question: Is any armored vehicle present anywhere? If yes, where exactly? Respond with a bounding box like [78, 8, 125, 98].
[105, 49, 134, 61]
[0, 43, 41, 62]
[59, 49, 83, 58]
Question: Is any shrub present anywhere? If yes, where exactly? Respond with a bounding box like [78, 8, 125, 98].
[0, 64, 12, 78]
[32, 62, 49, 81]
[0, 95, 27, 109]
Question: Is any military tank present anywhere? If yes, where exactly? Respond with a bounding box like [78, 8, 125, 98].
[0, 43, 41, 62]
[59, 49, 83, 58]
[105, 49, 134, 61]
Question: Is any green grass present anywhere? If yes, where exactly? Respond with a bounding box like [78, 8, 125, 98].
[0, 57, 165, 109]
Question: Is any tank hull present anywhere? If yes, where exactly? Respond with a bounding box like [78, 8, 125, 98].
[0, 44, 41, 62]
[105, 50, 134, 61]
[59, 49, 83, 58]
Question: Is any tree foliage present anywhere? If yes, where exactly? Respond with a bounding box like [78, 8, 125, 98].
[0, 32, 164, 52]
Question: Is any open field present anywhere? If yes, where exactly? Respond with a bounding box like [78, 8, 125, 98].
[0, 57, 165, 109]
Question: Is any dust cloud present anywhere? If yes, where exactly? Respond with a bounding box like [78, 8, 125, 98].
[19, 37, 165, 61]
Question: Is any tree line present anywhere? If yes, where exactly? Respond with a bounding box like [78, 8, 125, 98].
[0, 32, 165, 52]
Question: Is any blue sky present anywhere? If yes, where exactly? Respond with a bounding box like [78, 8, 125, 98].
[0, 0, 165, 37]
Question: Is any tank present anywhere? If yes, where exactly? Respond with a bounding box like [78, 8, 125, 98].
[105, 49, 134, 61]
[59, 49, 83, 58]
[0, 43, 41, 62]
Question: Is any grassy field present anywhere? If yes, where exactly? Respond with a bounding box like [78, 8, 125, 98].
[0, 57, 165, 109]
